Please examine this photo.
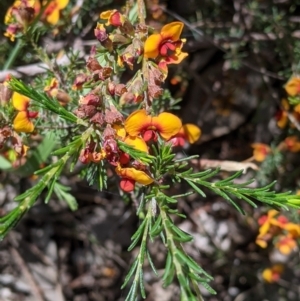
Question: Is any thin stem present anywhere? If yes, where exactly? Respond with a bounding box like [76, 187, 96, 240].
[3, 39, 24, 71]
[137, 0, 146, 25]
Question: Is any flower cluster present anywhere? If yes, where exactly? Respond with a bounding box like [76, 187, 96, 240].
[256, 209, 300, 255]
[4, 0, 69, 41]
[251, 135, 300, 163]
[262, 264, 284, 283]
[273, 77, 300, 129]
[0, 82, 37, 164]
[66, 12, 200, 192]
[76, 106, 200, 192]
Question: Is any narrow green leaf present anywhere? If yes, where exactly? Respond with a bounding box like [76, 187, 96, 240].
[139, 268, 146, 298]
[122, 258, 139, 288]
[146, 250, 158, 276]
[186, 180, 206, 197]
[185, 256, 213, 278]
[171, 225, 193, 242]
[44, 179, 56, 204]
[150, 216, 162, 237]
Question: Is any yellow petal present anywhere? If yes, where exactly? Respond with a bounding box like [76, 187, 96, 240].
[278, 242, 293, 255]
[284, 223, 300, 237]
[182, 124, 201, 144]
[124, 136, 148, 153]
[113, 124, 127, 139]
[47, 9, 59, 25]
[160, 22, 184, 41]
[262, 268, 272, 282]
[268, 209, 279, 218]
[125, 109, 150, 136]
[154, 112, 182, 140]
[13, 111, 34, 133]
[57, 0, 69, 9]
[256, 238, 267, 248]
[258, 222, 270, 236]
[144, 33, 162, 59]
[12, 92, 30, 111]
[4, 6, 13, 24]
[100, 10, 114, 19]
[116, 166, 153, 185]
[251, 143, 271, 162]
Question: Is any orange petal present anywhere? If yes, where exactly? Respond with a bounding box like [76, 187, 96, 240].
[125, 109, 151, 136]
[276, 112, 288, 129]
[284, 77, 300, 96]
[116, 166, 154, 185]
[160, 22, 184, 41]
[182, 124, 201, 144]
[144, 33, 162, 59]
[13, 111, 34, 133]
[124, 136, 148, 153]
[251, 143, 271, 162]
[12, 92, 30, 111]
[154, 112, 182, 140]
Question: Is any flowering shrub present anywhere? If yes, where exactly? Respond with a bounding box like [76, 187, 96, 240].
[1, 0, 300, 300]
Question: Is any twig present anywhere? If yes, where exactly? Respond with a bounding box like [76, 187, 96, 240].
[0, 54, 87, 82]
[10, 247, 46, 301]
[191, 158, 259, 173]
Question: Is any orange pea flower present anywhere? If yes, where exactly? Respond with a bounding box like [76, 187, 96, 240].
[5, 0, 37, 24]
[284, 222, 300, 238]
[275, 99, 289, 129]
[256, 210, 287, 248]
[144, 22, 188, 66]
[169, 123, 201, 146]
[275, 234, 297, 255]
[285, 77, 300, 97]
[4, 0, 37, 41]
[262, 264, 284, 283]
[124, 109, 182, 141]
[284, 136, 300, 152]
[40, 0, 69, 25]
[44, 78, 70, 105]
[100, 10, 125, 27]
[115, 164, 154, 192]
[12, 92, 38, 133]
[251, 143, 271, 162]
